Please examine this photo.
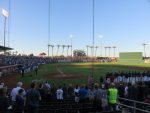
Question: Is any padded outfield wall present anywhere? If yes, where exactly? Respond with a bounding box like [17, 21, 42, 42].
[118, 52, 144, 63]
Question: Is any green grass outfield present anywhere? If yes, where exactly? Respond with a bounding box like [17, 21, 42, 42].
[18, 62, 150, 85]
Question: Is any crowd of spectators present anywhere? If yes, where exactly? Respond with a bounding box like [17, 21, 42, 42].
[0, 55, 53, 76]
[1, 77, 150, 113]
[0, 80, 120, 113]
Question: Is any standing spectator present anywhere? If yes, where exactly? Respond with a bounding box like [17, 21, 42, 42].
[26, 81, 41, 113]
[88, 87, 95, 102]
[88, 75, 94, 87]
[15, 89, 25, 113]
[56, 86, 63, 102]
[0, 82, 5, 89]
[62, 84, 67, 99]
[35, 66, 38, 76]
[67, 84, 74, 98]
[79, 85, 87, 103]
[0, 87, 9, 113]
[108, 83, 118, 112]
[101, 84, 108, 111]
[93, 84, 102, 112]
[11, 82, 26, 106]
[21, 68, 24, 78]
[74, 85, 80, 103]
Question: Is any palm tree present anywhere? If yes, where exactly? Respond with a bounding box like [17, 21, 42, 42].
[51, 45, 54, 57]
[86, 45, 89, 57]
[67, 45, 70, 56]
[95, 46, 99, 57]
[104, 47, 108, 57]
[113, 46, 116, 57]
[47, 44, 50, 57]
[62, 45, 66, 56]
[57, 45, 60, 56]
[108, 46, 111, 57]
[142, 43, 147, 58]
[90, 46, 93, 57]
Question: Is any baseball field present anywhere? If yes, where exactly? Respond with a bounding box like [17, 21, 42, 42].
[14, 62, 150, 87]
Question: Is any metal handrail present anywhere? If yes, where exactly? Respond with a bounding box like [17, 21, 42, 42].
[118, 97, 150, 113]
[119, 97, 150, 106]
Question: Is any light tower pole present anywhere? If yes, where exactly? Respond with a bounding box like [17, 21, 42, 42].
[2, 9, 9, 53]
[70, 35, 73, 60]
[142, 43, 147, 58]
[105, 47, 107, 57]
[86, 45, 89, 57]
[108, 46, 111, 58]
[99, 35, 103, 57]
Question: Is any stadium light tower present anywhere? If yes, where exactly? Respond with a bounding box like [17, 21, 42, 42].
[70, 35, 73, 58]
[2, 9, 9, 50]
[51, 45, 54, 57]
[99, 35, 103, 57]
[95, 46, 99, 57]
[142, 43, 147, 58]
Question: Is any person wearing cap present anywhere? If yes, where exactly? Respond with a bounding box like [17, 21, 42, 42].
[108, 83, 118, 112]
[10, 82, 26, 106]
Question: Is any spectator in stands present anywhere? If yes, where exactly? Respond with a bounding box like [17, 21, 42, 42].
[88, 75, 94, 87]
[88, 86, 95, 102]
[26, 81, 41, 113]
[56, 86, 64, 102]
[93, 84, 102, 112]
[21, 68, 24, 78]
[117, 83, 125, 98]
[0, 82, 5, 89]
[79, 85, 87, 103]
[11, 82, 26, 106]
[35, 66, 38, 76]
[101, 84, 108, 111]
[38, 83, 45, 101]
[0, 87, 9, 113]
[67, 84, 74, 98]
[15, 89, 25, 113]
[74, 85, 80, 103]
[62, 84, 67, 99]
[108, 83, 118, 112]
[43, 81, 51, 90]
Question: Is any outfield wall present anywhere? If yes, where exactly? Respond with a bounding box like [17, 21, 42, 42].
[118, 52, 144, 63]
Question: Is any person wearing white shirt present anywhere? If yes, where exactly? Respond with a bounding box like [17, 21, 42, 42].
[10, 82, 26, 104]
[56, 86, 63, 101]
[74, 85, 80, 103]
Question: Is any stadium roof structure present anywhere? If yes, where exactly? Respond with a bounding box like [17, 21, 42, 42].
[0, 45, 13, 52]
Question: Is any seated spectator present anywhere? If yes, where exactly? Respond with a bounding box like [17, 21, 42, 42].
[0, 87, 9, 113]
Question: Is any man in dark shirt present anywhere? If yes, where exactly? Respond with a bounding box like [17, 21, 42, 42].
[0, 87, 9, 113]
[15, 89, 25, 113]
[26, 81, 41, 113]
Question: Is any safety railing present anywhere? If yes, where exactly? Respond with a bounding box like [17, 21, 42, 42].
[118, 97, 150, 113]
